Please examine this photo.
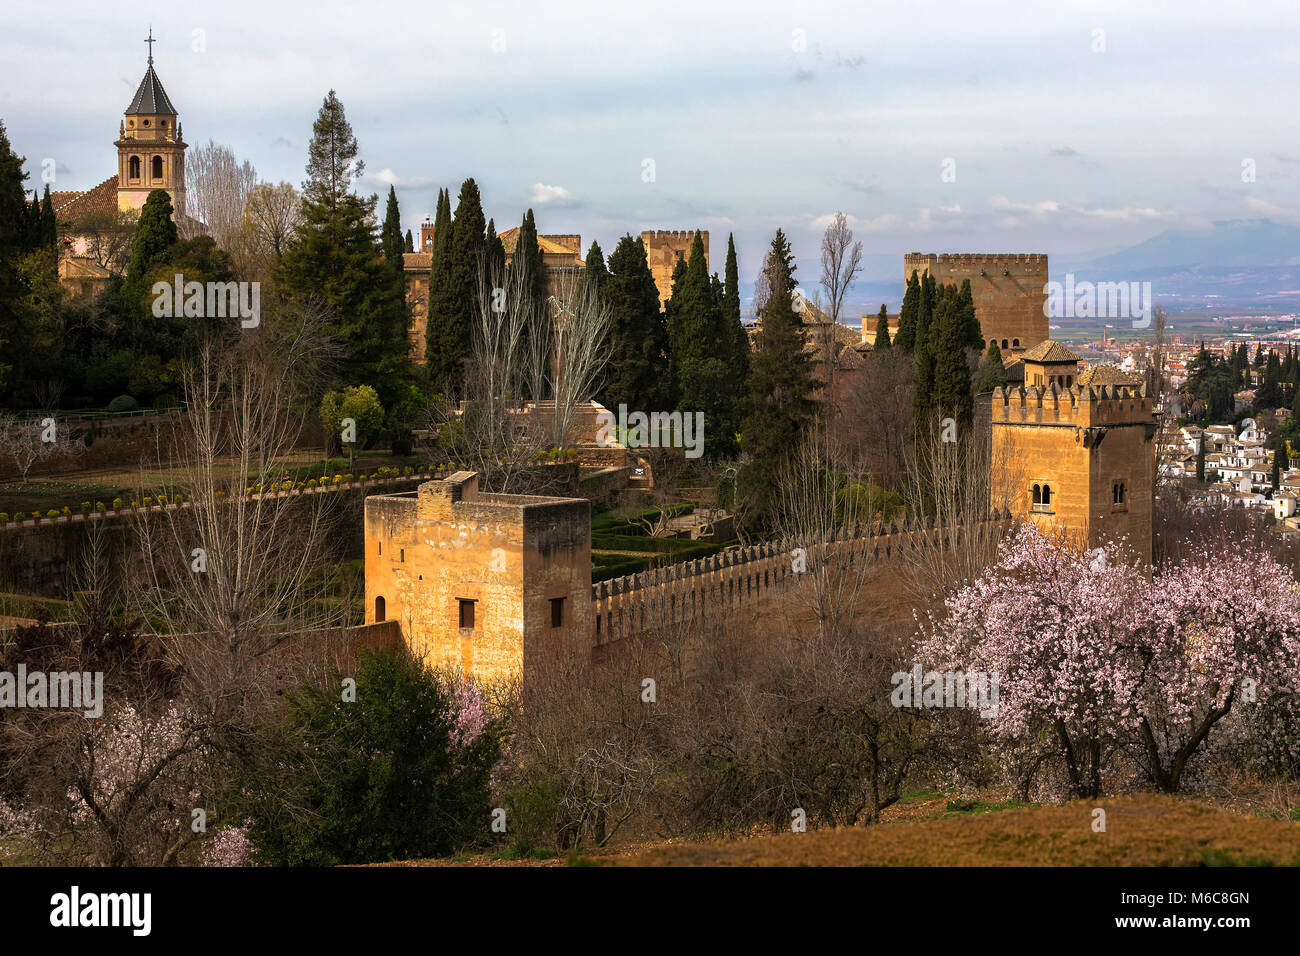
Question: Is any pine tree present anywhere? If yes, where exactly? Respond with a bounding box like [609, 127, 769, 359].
[600, 234, 672, 414]
[381, 185, 404, 269]
[895, 270, 920, 353]
[740, 229, 818, 523]
[874, 304, 890, 349]
[277, 91, 408, 403]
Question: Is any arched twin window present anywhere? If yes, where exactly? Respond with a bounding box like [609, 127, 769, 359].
[1112, 481, 1127, 507]
[128, 155, 141, 180]
[1032, 482, 1053, 510]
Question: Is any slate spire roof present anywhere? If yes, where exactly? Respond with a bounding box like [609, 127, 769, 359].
[125, 63, 177, 115]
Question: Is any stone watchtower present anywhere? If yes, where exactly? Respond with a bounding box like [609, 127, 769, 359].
[905, 253, 1048, 357]
[116, 30, 186, 215]
[990, 344, 1157, 564]
[364, 473, 592, 685]
[642, 230, 708, 309]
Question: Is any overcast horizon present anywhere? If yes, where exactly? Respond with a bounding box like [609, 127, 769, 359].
[4, 0, 1298, 314]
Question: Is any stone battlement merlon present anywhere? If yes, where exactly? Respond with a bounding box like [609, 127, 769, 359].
[992, 384, 1154, 426]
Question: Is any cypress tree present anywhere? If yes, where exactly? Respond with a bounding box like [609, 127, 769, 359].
[484, 218, 505, 278]
[404, 228, 414, 253]
[739, 229, 818, 522]
[895, 270, 920, 352]
[1273, 445, 1287, 491]
[508, 208, 548, 332]
[600, 234, 671, 414]
[669, 233, 738, 455]
[424, 187, 457, 387]
[958, 278, 982, 349]
[874, 304, 890, 349]
[40, 184, 56, 246]
[381, 185, 404, 269]
[582, 240, 607, 297]
[930, 284, 975, 430]
[1196, 439, 1206, 482]
[0, 121, 32, 396]
[722, 233, 749, 396]
[911, 279, 940, 431]
[426, 177, 485, 392]
[972, 340, 1007, 394]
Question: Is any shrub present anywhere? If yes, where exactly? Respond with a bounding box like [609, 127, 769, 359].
[143, 497, 153, 507]
[13, 512, 25, 522]
[111, 498, 122, 510]
[0, 513, 8, 523]
[95, 502, 105, 513]
[106, 394, 139, 413]
[81, 501, 91, 512]
[241, 651, 499, 865]
[61, 506, 70, 516]
[306, 479, 317, 488]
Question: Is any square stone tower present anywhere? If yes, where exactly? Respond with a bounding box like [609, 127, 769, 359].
[642, 229, 708, 309]
[364, 473, 592, 685]
[991, 362, 1157, 564]
[905, 253, 1048, 357]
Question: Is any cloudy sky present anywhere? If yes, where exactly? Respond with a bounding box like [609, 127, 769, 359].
[4, 0, 1298, 313]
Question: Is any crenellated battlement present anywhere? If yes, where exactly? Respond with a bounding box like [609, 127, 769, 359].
[992, 384, 1154, 428]
[642, 229, 707, 242]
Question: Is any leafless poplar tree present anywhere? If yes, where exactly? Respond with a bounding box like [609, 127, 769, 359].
[240, 181, 302, 267]
[818, 212, 863, 410]
[182, 140, 258, 247]
[132, 300, 346, 734]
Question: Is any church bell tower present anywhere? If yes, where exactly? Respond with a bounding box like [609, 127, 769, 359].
[116, 28, 187, 217]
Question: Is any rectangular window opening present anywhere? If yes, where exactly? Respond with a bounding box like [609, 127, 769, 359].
[550, 597, 565, 629]
[458, 598, 476, 630]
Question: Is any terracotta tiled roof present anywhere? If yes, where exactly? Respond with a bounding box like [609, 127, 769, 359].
[51, 176, 119, 221]
[1078, 364, 1141, 387]
[497, 227, 582, 258]
[403, 252, 432, 272]
[1021, 340, 1080, 364]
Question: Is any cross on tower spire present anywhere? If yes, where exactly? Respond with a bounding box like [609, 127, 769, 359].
[144, 25, 155, 65]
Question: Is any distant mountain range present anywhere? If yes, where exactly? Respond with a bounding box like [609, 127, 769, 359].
[1060, 220, 1300, 315]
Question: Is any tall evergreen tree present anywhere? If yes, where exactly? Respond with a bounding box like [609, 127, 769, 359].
[895, 270, 920, 352]
[971, 340, 1008, 394]
[874, 304, 890, 349]
[0, 121, 33, 397]
[930, 284, 975, 430]
[721, 233, 749, 391]
[1196, 439, 1206, 482]
[508, 208, 548, 328]
[599, 234, 672, 414]
[582, 240, 607, 297]
[484, 218, 505, 278]
[912, 279, 940, 431]
[381, 185, 404, 269]
[426, 178, 485, 392]
[739, 229, 818, 522]
[404, 228, 414, 253]
[424, 187, 456, 386]
[1273, 444, 1287, 491]
[39, 184, 56, 246]
[668, 233, 739, 455]
[277, 90, 408, 402]
[957, 278, 982, 350]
